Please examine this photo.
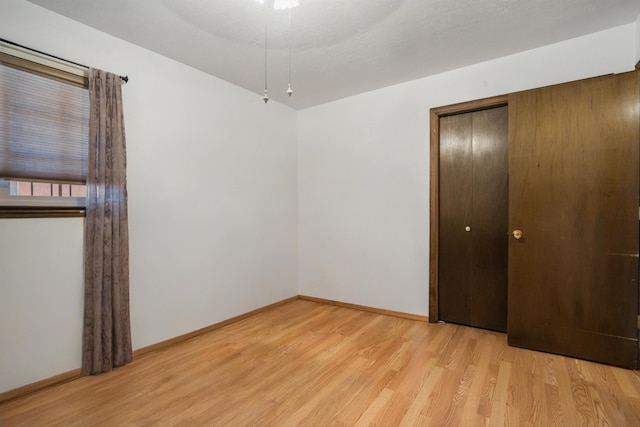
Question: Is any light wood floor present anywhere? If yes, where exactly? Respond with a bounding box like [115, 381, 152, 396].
[1, 299, 639, 426]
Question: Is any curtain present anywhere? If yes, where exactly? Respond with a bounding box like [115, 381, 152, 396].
[82, 68, 132, 375]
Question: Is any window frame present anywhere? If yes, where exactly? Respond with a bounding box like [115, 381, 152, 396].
[0, 42, 89, 218]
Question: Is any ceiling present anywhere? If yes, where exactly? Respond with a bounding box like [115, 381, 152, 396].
[27, 0, 640, 110]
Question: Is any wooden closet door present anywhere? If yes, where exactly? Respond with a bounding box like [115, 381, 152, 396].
[439, 106, 508, 332]
[508, 71, 640, 368]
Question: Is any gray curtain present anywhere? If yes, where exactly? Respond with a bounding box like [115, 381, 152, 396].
[82, 68, 132, 375]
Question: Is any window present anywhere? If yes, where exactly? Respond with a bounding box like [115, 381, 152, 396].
[0, 42, 89, 218]
[9, 181, 87, 197]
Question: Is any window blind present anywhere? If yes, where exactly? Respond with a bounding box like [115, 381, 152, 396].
[0, 57, 89, 184]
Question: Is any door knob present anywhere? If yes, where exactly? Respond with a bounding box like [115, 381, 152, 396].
[465, 226, 471, 232]
[512, 229, 523, 240]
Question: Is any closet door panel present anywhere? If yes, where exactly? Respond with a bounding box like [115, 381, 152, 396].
[508, 71, 639, 368]
[471, 107, 509, 331]
[439, 107, 508, 331]
[438, 113, 473, 326]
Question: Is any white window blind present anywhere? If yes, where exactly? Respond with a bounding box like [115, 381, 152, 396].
[0, 57, 89, 184]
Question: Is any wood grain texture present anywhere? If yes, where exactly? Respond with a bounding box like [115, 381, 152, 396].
[439, 111, 474, 326]
[134, 296, 300, 359]
[297, 295, 428, 322]
[429, 108, 441, 322]
[0, 368, 81, 405]
[469, 107, 508, 332]
[430, 96, 509, 323]
[508, 70, 640, 368]
[438, 106, 508, 332]
[1, 299, 639, 426]
[0, 296, 300, 405]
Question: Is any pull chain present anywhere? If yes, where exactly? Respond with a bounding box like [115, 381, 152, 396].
[263, 0, 269, 103]
[287, 6, 293, 97]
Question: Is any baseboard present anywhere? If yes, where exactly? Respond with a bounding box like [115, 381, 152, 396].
[0, 294, 426, 404]
[0, 296, 298, 405]
[297, 295, 429, 322]
[0, 368, 81, 405]
[133, 296, 299, 358]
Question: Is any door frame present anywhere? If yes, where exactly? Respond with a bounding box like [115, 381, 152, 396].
[429, 95, 508, 323]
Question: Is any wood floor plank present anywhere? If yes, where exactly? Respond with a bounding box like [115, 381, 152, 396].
[488, 360, 511, 427]
[580, 360, 640, 426]
[1, 299, 639, 426]
[458, 332, 497, 426]
[398, 365, 444, 426]
[353, 387, 395, 427]
[612, 367, 640, 399]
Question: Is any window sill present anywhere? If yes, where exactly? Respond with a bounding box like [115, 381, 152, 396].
[0, 195, 85, 217]
[0, 206, 85, 218]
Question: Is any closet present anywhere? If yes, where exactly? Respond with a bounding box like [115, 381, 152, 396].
[430, 71, 640, 368]
[437, 106, 508, 332]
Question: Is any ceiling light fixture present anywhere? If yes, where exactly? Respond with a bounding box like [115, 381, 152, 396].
[256, 0, 299, 11]
[256, 0, 298, 103]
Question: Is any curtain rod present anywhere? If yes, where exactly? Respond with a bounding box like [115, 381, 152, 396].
[0, 38, 129, 83]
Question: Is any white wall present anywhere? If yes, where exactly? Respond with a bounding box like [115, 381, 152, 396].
[0, 0, 298, 393]
[636, 13, 640, 62]
[0, 218, 84, 392]
[298, 23, 638, 316]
